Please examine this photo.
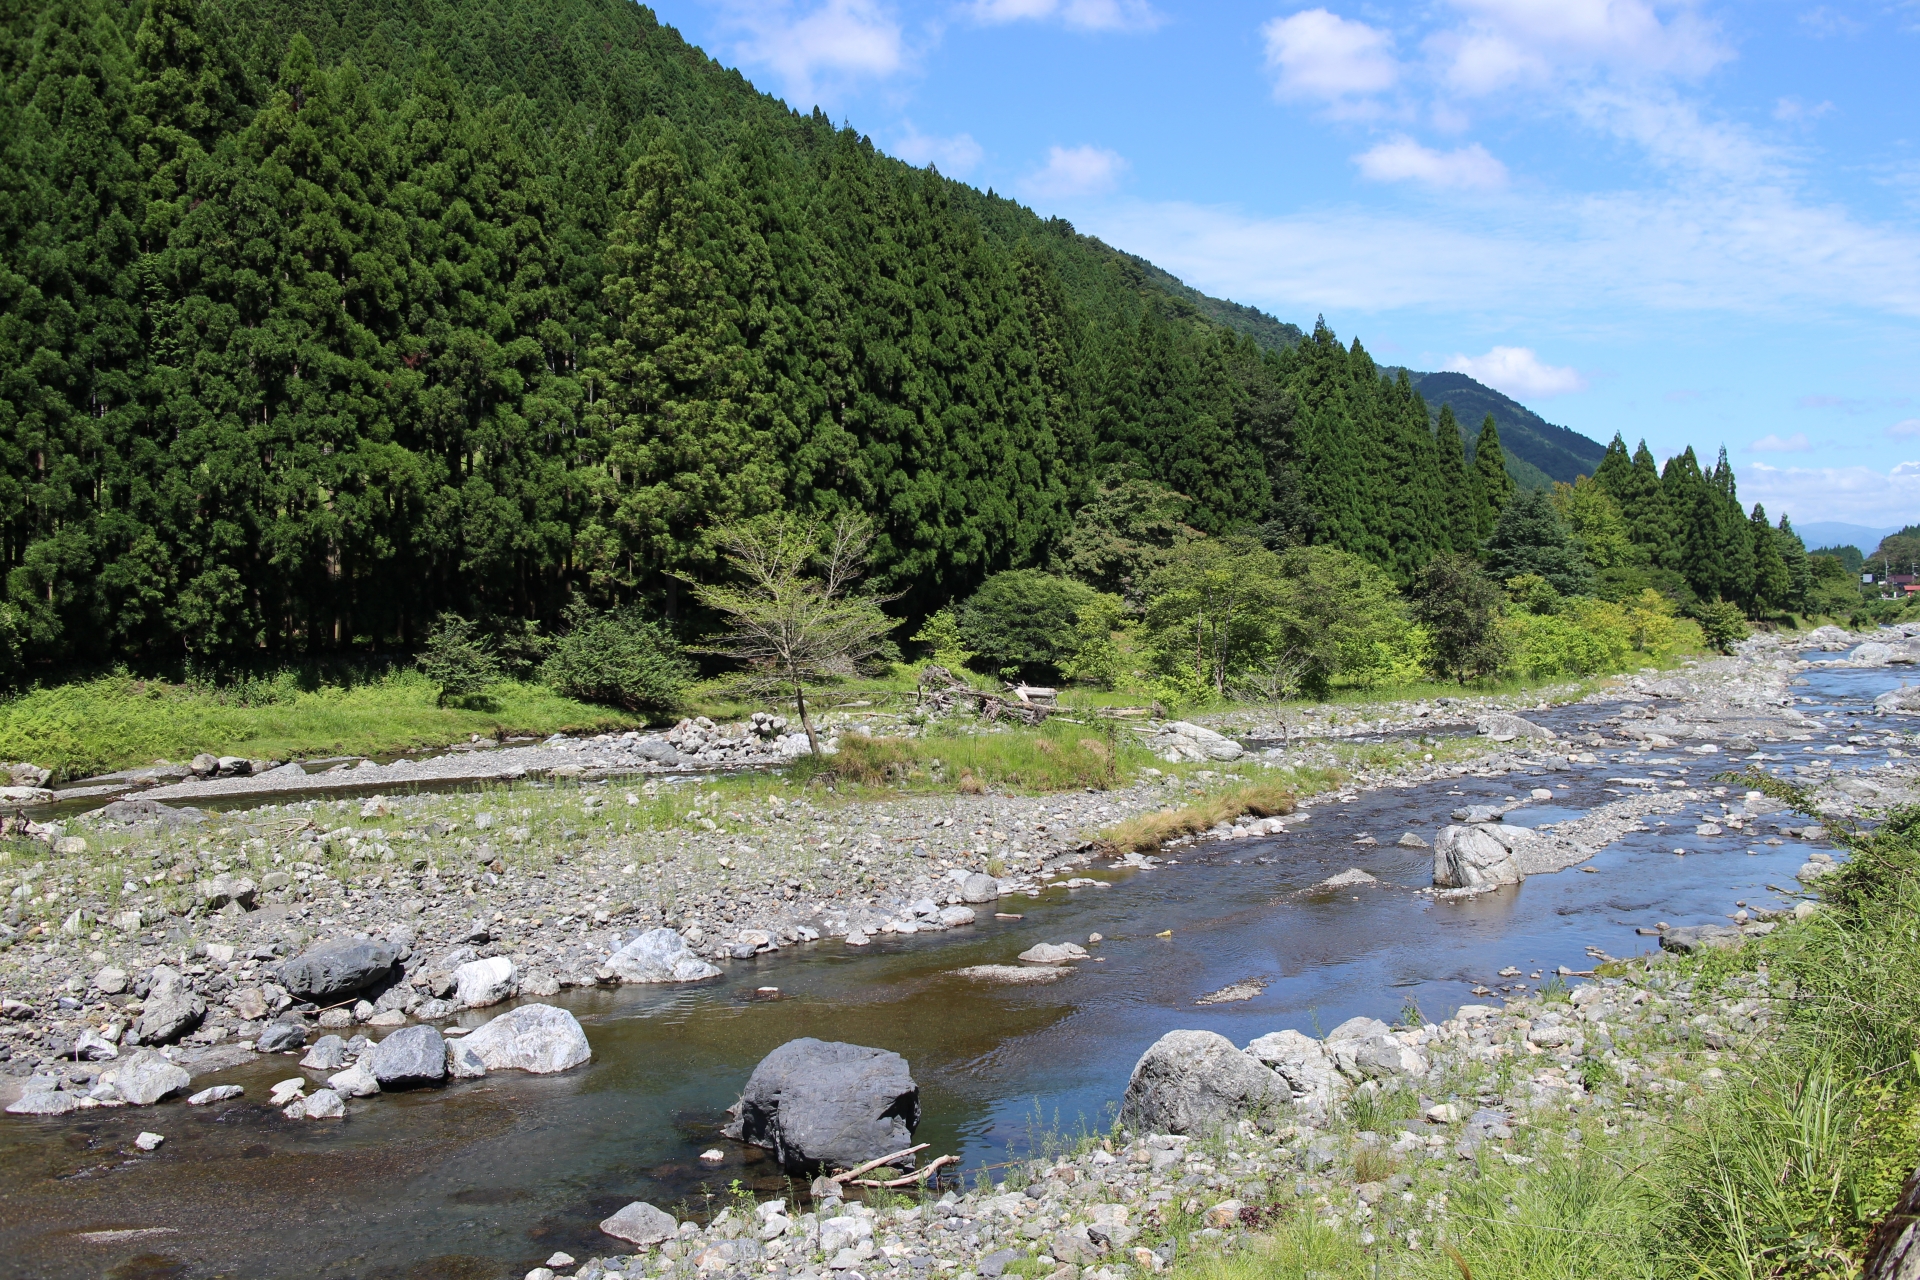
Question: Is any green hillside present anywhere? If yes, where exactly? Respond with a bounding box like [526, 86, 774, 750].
[0, 0, 1596, 670]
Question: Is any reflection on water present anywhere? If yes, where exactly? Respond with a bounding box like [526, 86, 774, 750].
[3, 663, 1905, 1279]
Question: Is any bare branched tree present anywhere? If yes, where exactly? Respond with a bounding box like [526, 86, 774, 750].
[691, 512, 898, 755]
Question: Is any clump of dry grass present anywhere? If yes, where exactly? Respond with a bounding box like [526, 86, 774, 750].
[1099, 778, 1303, 854]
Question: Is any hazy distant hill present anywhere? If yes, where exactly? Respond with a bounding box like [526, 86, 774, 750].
[1408, 372, 1607, 489]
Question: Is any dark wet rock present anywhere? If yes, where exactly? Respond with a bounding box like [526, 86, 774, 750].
[724, 1038, 920, 1172]
[1118, 1029, 1286, 1135]
[256, 1021, 307, 1053]
[369, 1025, 447, 1089]
[276, 936, 398, 1002]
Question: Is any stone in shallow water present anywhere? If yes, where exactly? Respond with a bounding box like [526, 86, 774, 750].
[369, 1025, 447, 1089]
[187, 1084, 244, 1105]
[459, 1004, 590, 1075]
[601, 1201, 678, 1246]
[723, 1038, 920, 1173]
[604, 929, 721, 983]
[104, 1051, 193, 1106]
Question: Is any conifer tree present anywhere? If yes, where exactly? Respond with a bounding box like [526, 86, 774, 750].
[1470, 413, 1514, 540]
[1749, 503, 1789, 612]
[1662, 447, 1724, 600]
[1431, 402, 1476, 554]
[1710, 448, 1755, 608]
[1621, 441, 1677, 567]
[1777, 514, 1811, 613]
[1592, 433, 1633, 498]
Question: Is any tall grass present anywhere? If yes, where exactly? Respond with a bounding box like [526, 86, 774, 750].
[823, 721, 1151, 794]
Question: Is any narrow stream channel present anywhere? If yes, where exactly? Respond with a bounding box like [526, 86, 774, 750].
[0, 661, 1905, 1280]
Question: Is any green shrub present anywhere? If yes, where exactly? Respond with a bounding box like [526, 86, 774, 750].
[542, 602, 692, 713]
[958, 571, 1116, 680]
[1691, 598, 1749, 652]
[416, 613, 502, 706]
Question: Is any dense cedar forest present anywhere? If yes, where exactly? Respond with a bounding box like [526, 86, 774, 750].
[0, 0, 1789, 671]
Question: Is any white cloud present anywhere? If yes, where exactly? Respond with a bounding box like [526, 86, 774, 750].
[1741, 460, 1920, 528]
[1354, 137, 1507, 189]
[1748, 432, 1811, 453]
[967, 0, 1162, 31]
[891, 124, 984, 175]
[1435, 0, 1730, 97]
[721, 0, 905, 102]
[1889, 419, 1920, 439]
[1443, 346, 1586, 398]
[1262, 9, 1399, 105]
[1072, 174, 1920, 322]
[1021, 145, 1129, 199]
[1774, 96, 1836, 124]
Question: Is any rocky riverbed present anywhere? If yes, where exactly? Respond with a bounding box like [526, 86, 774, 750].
[533, 934, 1782, 1280]
[1, 625, 1917, 1278]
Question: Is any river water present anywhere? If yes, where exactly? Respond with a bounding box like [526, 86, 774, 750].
[1, 663, 1906, 1280]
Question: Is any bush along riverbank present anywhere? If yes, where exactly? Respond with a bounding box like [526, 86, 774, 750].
[532, 780, 1920, 1280]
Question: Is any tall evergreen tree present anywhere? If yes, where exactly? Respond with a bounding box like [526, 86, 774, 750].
[1431, 402, 1476, 553]
[1749, 503, 1789, 612]
[1591, 433, 1633, 499]
[1777, 514, 1811, 613]
[1710, 447, 1754, 608]
[1470, 413, 1514, 540]
[1623, 440, 1677, 567]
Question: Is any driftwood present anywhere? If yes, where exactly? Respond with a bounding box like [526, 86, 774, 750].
[915, 666, 1052, 726]
[853, 1154, 959, 1188]
[830, 1143, 929, 1183]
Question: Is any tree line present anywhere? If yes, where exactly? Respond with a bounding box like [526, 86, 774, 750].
[0, 0, 1837, 687]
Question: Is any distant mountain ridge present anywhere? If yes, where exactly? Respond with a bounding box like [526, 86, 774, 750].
[1156, 290, 1606, 489]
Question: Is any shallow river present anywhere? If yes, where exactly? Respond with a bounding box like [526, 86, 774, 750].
[0, 664, 1905, 1280]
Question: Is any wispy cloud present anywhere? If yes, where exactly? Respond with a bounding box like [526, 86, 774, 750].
[717, 0, 906, 102]
[1021, 144, 1129, 199]
[1742, 460, 1920, 527]
[1355, 137, 1507, 189]
[1444, 345, 1585, 398]
[967, 0, 1162, 31]
[1888, 419, 1920, 439]
[890, 123, 984, 175]
[1262, 9, 1399, 108]
[1434, 0, 1731, 98]
[1748, 432, 1811, 453]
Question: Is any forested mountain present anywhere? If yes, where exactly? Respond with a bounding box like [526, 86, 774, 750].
[0, 0, 1600, 669]
[1408, 372, 1607, 489]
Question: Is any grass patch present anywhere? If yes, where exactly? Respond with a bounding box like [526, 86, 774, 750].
[0, 669, 642, 779]
[1098, 776, 1314, 854]
[821, 721, 1152, 795]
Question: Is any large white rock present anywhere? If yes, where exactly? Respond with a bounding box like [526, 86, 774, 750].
[1149, 722, 1244, 763]
[459, 1004, 591, 1074]
[1432, 824, 1524, 889]
[601, 1201, 678, 1247]
[605, 929, 722, 983]
[1244, 1029, 1342, 1118]
[101, 1050, 193, 1106]
[1476, 712, 1554, 741]
[454, 956, 516, 1008]
[1876, 685, 1920, 714]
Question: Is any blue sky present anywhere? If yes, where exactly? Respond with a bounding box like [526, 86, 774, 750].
[648, 0, 1920, 530]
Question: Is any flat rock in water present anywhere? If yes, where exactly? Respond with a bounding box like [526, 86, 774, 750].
[187, 1084, 245, 1105]
[604, 929, 722, 984]
[723, 1038, 920, 1173]
[601, 1201, 678, 1247]
[1016, 942, 1087, 964]
[300, 1035, 348, 1071]
[7, 1088, 80, 1115]
[276, 936, 398, 1002]
[951, 964, 1065, 984]
[369, 1025, 447, 1089]
[1315, 868, 1378, 890]
[1195, 977, 1268, 1005]
[459, 1004, 591, 1074]
[103, 1050, 192, 1106]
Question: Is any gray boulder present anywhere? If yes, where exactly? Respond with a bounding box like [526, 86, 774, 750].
[1660, 924, 1747, 954]
[630, 740, 680, 765]
[1244, 1030, 1341, 1118]
[1875, 686, 1920, 714]
[1477, 712, 1553, 740]
[73, 1027, 119, 1061]
[369, 1024, 447, 1089]
[459, 1004, 591, 1074]
[133, 984, 206, 1045]
[1118, 1029, 1286, 1135]
[1432, 824, 1524, 889]
[7, 1087, 80, 1115]
[300, 1034, 348, 1071]
[605, 929, 722, 983]
[723, 1038, 920, 1173]
[601, 1201, 678, 1247]
[256, 1021, 307, 1053]
[277, 936, 398, 1002]
[960, 873, 1000, 904]
[103, 1050, 193, 1105]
